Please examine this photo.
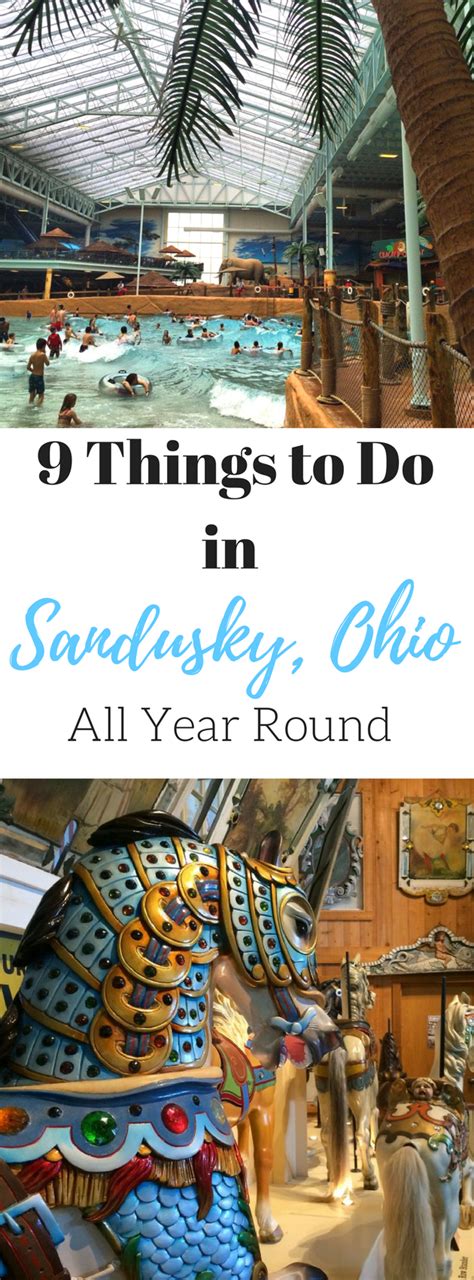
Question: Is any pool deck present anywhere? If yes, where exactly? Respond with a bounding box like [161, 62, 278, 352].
[1, 293, 304, 320]
[285, 370, 359, 427]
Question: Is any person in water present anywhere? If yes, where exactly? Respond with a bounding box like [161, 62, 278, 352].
[79, 326, 95, 353]
[118, 325, 130, 344]
[58, 393, 82, 426]
[231, 340, 241, 356]
[162, 330, 172, 345]
[89, 315, 100, 334]
[200, 326, 216, 340]
[248, 340, 261, 355]
[5, 332, 15, 347]
[27, 338, 49, 405]
[132, 322, 141, 345]
[119, 372, 150, 396]
[64, 321, 79, 343]
[47, 328, 63, 359]
[0, 317, 10, 343]
[124, 305, 137, 325]
[186, 328, 196, 339]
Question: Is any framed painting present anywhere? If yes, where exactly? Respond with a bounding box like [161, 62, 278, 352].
[399, 796, 474, 904]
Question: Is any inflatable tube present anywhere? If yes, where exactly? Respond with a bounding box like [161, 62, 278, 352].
[176, 333, 223, 346]
[98, 374, 152, 396]
[67, 291, 75, 299]
[254, 285, 262, 294]
[265, 347, 294, 357]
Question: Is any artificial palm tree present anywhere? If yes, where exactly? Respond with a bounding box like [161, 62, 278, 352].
[283, 240, 322, 285]
[170, 260, 203, 286]
[9, 0, 474, 362]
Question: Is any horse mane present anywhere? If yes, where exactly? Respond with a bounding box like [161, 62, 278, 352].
[213, 989, 250, 1050]
[88, 809, 200, 847]
[434, 993, 471, 1085]
[379, 1028, 404, 1081]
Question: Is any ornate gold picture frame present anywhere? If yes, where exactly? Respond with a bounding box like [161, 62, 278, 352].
[399, 797, 474, 904]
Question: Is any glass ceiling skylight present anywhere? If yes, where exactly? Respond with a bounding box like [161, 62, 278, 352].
[0, 0, 379, 209]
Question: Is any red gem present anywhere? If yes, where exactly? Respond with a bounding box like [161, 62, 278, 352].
[162, 1103, 188, 1133]
[238, 915, 248, 925]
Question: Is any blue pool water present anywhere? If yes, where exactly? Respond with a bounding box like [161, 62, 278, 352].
[0, 311, 301, 428]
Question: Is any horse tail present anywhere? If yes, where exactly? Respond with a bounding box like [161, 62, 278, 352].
[383, 1145, 436, 1280]
[327, 1045, 350, 1196]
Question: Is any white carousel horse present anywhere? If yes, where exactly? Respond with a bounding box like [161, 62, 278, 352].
[213, 989, 282, 1244]
[317, 955, 379, 1192]
[431, 991, 474, 1230]
[375, 1074, 468, 1280]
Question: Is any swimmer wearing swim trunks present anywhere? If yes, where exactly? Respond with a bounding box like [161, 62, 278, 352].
[27, 339, 49, 405]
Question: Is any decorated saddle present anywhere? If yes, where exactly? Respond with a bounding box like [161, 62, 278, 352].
[379, 1077, 468, 1179]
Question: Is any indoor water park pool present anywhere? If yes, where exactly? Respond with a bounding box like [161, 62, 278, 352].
[0, 312, 302, 428]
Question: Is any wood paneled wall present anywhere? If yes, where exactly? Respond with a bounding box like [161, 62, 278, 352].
[318, 778, 473, 960]
[317, 779, 474, 1086]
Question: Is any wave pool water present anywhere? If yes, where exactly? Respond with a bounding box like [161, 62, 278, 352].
[0, 310, 301, 428]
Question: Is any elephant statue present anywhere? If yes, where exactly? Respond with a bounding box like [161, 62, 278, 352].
[218, 255, 268, 285]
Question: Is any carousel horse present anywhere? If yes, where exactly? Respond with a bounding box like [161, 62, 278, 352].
[375, 1074, 468, 1280]
[316, 956, 379, 1192]
[212, 989, 282, 1245]
[377, 1025, 405, 1124]
[0, 810, 346, 1280]
[431, 992, 474, 1230]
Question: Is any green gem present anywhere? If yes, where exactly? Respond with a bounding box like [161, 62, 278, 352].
[81, 1110, 117, 1146]
[261, 902, 268, 911]
[85, 996, 97, 1009]
[170, 1050, 179, 1063]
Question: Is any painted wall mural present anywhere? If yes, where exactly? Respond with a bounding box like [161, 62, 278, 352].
[97, 216, 164, 258]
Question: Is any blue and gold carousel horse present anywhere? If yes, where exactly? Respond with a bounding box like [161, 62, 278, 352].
[0, 812, 344, 1280]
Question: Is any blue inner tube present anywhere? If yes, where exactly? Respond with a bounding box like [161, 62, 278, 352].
[98, 374, 152, 396]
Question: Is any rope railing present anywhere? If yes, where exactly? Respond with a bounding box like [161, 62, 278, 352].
[440, 340, 473, 429]
[310, 294, 473, 427]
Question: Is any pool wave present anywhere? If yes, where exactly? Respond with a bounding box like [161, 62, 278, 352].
[209, 378, 285, 427]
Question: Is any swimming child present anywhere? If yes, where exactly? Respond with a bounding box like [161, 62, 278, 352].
[132, 322, 141, 345]
[64, 322, 79, 343]
[119, 372, 150, 396]
[27, 338, 49, 405]
[247, 340, 261, 355]
[48, 328, 63, 358]
[79, 327, 95, 353]
[124, 305, 137, 325]
[230, 340, 241, 356]
[162, 330, 172, 345]
[5, 333, 15, 347]
[118, 326, 130, 344]
[58, 393, 82, 426]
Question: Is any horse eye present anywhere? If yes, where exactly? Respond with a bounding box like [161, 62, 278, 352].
[280, 893, 316, 954]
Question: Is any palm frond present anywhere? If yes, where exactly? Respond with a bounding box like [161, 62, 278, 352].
[9, 0, 120, 57]
[153, 0, 261, 185]
[449, 0, 474, 73]
[285, 0, 360, 140]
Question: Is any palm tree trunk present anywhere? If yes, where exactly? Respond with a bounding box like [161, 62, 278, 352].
[372, 0, 474, 366]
